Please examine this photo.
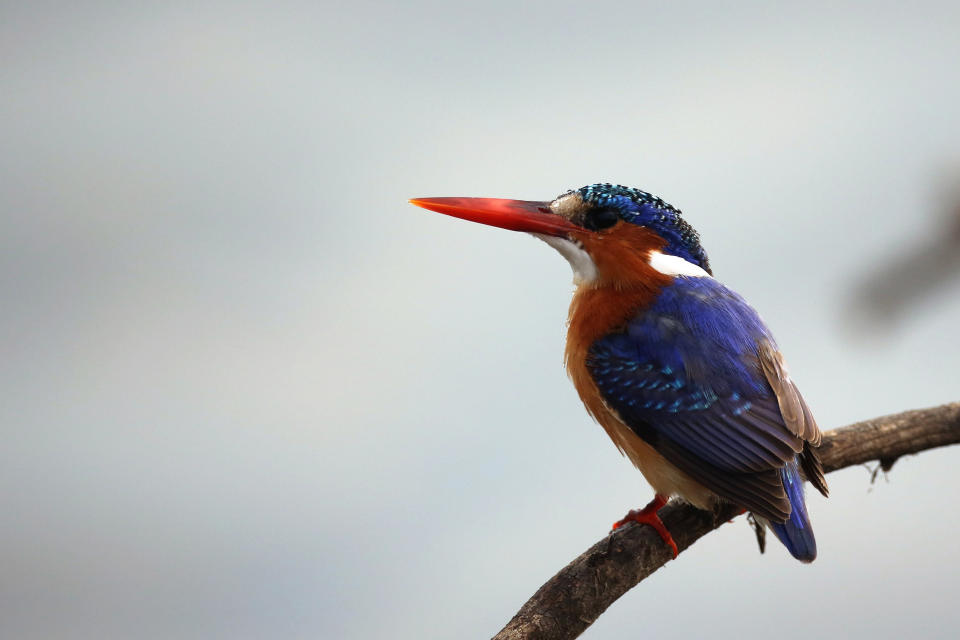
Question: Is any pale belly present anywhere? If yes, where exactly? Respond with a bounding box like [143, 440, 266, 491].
[595, 400, 717, 510]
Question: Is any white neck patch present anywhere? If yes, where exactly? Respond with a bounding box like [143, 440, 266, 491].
[531, 233, 598, 285]
[648, 250, 710, 278]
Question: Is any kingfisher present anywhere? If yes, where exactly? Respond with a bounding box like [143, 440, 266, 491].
[410, 184, 829, 562]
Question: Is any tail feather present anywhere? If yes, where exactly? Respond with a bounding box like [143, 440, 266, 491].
[769, 458, 817, 562]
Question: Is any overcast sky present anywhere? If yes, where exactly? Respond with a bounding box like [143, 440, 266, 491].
[3, 2, 960, 639]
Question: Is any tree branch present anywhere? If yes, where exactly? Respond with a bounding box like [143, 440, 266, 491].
[492, 402, 960, 640]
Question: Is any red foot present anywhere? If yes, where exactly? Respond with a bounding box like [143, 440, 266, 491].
[611, 494, 678, 557]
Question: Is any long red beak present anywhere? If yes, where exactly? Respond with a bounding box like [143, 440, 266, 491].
[409, 197, 578, 236]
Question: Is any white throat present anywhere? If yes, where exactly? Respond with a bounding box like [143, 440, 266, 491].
[530, 237, 709, 285]
[531, 234, 598, 285]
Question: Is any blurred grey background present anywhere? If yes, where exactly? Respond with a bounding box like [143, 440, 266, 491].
[3, 2, 960, 639]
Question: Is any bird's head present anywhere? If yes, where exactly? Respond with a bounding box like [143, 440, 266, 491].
[411, 183, 711, 288]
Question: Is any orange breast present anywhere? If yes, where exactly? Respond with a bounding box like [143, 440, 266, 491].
[563, 224, 714, 506]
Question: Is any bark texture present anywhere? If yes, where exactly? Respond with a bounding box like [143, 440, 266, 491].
[492, 402, 960, 640]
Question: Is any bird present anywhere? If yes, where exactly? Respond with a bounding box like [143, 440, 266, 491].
[410, 183, 829, 562]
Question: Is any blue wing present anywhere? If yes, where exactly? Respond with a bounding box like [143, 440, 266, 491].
[589, 277, 827, 522]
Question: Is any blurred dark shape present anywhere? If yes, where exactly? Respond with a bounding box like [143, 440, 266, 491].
[850, 176, 960, 330]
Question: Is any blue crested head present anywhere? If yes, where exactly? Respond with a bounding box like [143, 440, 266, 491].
[574, 183, 711, 275]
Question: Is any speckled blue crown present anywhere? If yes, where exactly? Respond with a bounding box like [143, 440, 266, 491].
[577, 183, 711, 275]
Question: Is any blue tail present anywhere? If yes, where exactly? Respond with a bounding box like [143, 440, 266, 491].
[769, 459, 817, 562]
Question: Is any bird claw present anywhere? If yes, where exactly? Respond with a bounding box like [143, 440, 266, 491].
[610, 495, 678, 557]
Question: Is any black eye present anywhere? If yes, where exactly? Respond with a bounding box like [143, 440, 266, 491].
[583, 207, 619, 231]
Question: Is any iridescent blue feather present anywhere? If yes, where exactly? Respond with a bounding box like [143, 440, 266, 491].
[769, 460, 817, 562]
[588, 276, 817, 539]
[578, 183, 711, 273]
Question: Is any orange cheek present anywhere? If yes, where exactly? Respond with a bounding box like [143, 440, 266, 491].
[571, 223, 669, 288]
[563, 224, 674, 369]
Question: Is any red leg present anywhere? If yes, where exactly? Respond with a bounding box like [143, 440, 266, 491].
[611, 494, 678, 557]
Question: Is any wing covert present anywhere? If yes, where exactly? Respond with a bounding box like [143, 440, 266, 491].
[587, 277, 826, 520]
